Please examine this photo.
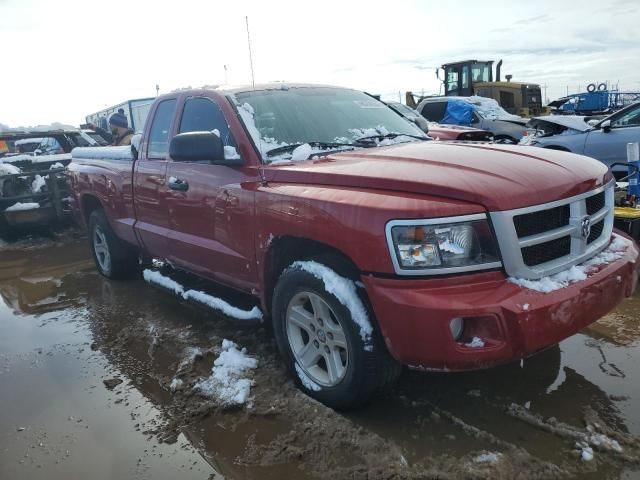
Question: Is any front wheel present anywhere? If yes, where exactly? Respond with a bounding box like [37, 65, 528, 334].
[272, 262, 397, 409]
[89, 209, 138, 279]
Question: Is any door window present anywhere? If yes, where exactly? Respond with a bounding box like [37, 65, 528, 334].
[179, 97, 236, 148]
[147, 99, 177, 159]
[611, 105, 640, 128]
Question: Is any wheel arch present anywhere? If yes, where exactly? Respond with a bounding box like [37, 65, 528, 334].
[80, 194, 104, 226]
[262, 235, 360, 319]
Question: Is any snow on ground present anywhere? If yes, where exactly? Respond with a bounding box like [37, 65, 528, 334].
[193, 339, 258, 406]
[473, 452, 501, 463]
[31, 174, 47, 193]
[588, 432, 623, 452]
[5, 202, 39, 212]
[465, 337, 485, 348]
[509, 234, 631, 293]
[581, 446, 594, 461]
[71, 146, 133, 160]
[291, 261, 373, 350]
[294, 363, 321, 391]
[169, 378, 183, 392]
[49, 162, 65, 169]
[178, 347, 204, 370]
[0, 163, 21, 175]
[142, 269, 263, 320]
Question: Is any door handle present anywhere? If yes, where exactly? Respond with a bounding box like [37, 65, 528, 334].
[168, 176, 189, 192]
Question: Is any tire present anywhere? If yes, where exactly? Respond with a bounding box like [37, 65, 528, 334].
[587, 83, 596, 93]
[88, 209, 138, 279]
[272, 263, 394, 409]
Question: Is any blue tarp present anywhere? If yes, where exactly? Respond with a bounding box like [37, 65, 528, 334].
[442, 99, 473, 126]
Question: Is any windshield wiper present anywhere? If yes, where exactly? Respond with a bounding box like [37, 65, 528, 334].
[265, 142, 354, 158]
[354, 132, 428, 144]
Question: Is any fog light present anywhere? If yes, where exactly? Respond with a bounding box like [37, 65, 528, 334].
[450, 317, 464, 340]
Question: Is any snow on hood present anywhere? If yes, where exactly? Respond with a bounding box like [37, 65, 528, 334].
[529, 115, 592, 132]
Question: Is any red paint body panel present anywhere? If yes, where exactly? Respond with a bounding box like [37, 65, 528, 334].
[67, 86, 637, 372]
[363, 241, 638, 369]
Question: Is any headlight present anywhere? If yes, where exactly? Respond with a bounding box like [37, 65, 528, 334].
[386, 214, 502, 275]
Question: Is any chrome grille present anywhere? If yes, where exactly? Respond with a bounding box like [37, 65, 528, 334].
[489, 183, 614, 279]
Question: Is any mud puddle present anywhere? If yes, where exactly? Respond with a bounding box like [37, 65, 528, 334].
[1, 233, 640, 479]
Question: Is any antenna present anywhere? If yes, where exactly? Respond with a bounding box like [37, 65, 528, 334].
[245, 16, 255, 88]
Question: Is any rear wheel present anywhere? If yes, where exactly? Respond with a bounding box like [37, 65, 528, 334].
[273, 262, 398, 409]
[89, 209, 138, 279]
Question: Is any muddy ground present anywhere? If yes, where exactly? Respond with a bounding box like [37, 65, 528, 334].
[1, 229, 640, 480]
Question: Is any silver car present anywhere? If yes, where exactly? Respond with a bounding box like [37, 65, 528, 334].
[524, 101, 640, 175]
[416, 96, 528, 144]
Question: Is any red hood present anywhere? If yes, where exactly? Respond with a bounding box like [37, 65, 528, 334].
[262, 142, 610, 211]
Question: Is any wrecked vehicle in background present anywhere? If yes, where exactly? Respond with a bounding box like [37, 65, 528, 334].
[417, 96, 527, 143]
[386, 101, 493, 142]
[68, 84, 638, 410]
[520, 101, 640, 177]
[0, 129, 107, 233]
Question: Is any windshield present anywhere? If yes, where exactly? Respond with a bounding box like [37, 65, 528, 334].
[232, 87, 426, 162]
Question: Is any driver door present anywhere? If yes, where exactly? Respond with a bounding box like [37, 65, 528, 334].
[583, 104, 640, 169]
[164, 96, 259, 291]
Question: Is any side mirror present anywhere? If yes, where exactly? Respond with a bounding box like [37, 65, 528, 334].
[600, 119, 612, 132]
[169, 131, 242, 165]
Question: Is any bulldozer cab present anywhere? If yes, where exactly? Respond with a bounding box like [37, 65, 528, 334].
[442, 60, 493, 96]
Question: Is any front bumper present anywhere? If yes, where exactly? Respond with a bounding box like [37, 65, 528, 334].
[363, 234, 639, 371]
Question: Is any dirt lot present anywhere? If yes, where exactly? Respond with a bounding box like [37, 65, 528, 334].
[1, 230, 640, 480]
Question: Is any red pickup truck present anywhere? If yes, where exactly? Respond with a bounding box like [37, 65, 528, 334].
[68, 84, 639, 409]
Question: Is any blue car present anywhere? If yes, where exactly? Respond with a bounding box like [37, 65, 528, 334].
[524, 102, 640, 175]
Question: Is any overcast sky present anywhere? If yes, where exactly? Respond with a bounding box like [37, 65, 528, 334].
[1, 0, 638, 127]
